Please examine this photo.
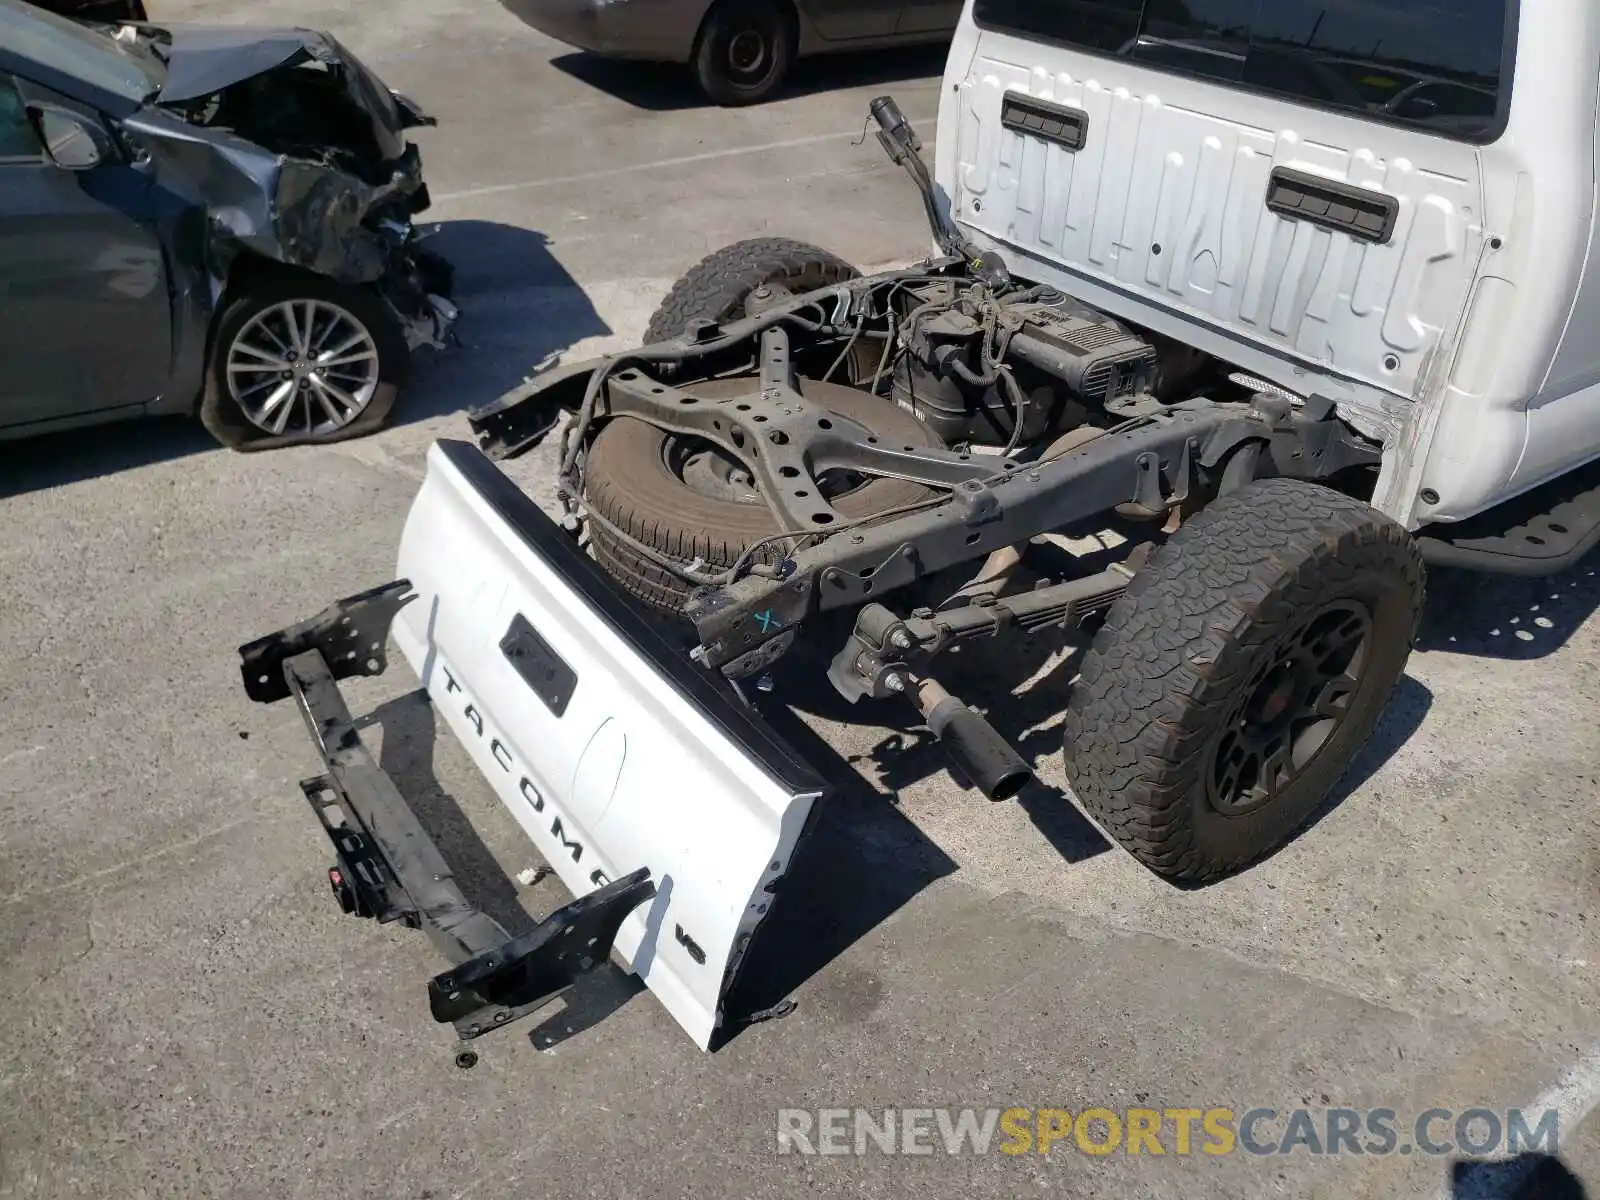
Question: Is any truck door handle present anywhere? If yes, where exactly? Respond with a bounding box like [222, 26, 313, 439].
[1265, 167, 1400, 245]
[1000, 92, 1090, 153]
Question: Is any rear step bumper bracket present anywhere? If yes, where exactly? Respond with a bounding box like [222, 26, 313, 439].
[242, 599, 656, 1047]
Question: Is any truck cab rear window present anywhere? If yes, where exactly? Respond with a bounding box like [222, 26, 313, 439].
[971, 0, 1513, 142]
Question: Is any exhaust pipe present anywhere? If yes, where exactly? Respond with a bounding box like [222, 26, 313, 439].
[912, 679, 1034, 802]
[939, 428, 1113, 612]
[941, 543, 1025, 609]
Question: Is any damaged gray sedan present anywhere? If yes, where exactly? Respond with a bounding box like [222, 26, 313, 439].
[0, 0, 457, 450]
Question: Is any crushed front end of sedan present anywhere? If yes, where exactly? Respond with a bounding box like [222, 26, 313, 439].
[127, 25, 459, 441]
[0, 3, 458, 447]
[128, 24, 452, 306]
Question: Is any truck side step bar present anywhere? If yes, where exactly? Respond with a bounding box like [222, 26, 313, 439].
[1415, 455, 1600, 576]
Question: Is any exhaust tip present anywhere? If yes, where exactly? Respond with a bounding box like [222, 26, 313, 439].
[986, 768, 1032, 803]
[925, 696, 1035, 804]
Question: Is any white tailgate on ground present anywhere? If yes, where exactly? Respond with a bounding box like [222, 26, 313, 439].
[389, 440, 825, 1048]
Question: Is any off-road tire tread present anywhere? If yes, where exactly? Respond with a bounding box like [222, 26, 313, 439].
[643, 237, 860, 345]
[1061, 478, 1425, 885]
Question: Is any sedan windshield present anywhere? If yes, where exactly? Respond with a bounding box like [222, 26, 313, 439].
[0, 0, 162, 106]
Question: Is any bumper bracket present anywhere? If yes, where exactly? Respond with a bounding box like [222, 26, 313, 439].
[240, 585, 657, 1048]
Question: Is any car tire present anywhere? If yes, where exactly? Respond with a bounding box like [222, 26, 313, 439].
[582, 377, 943, 614]
[1061, 478, 1426, 886]
[690, 0, 797, 107]
[199, 274, 410, 452]
[644, 235, 860, 349]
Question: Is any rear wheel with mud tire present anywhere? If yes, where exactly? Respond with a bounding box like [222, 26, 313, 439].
[1061, 479, 1426, 885]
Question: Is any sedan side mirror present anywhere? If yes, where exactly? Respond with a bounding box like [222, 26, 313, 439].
[32, 105, 112, 171]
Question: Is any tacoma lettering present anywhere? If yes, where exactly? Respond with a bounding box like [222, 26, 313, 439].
[520, 777, 545, 811]
[439, 665, 602, 881]
[550, 816, 582, 863]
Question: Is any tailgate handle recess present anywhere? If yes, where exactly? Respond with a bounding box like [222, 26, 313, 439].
[1000, 92, 1089, 153]
[500, 612, 578, 717]
[1265, 167, 1400, 245]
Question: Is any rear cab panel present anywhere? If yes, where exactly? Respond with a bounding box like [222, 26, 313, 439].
[935, 0, 1600, 526]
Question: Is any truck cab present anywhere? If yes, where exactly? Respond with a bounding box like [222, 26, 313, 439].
[935, 0, 1600, 546]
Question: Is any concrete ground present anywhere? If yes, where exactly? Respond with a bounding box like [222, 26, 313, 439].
[2, 2, 1598, 1198]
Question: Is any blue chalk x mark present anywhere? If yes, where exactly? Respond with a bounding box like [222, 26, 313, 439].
[754, 610, 781, 633]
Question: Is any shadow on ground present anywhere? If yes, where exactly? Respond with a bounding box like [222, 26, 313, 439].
[1417, 551, 1599, 660]
[716, 693, 958, 1047]
[0, 416, 214, 500]
[370, 689, 536, 942]
[1451, 1153, 1589, 1198]
[401, 219, 610, 425]
[0, 220, 606, 497]
[547, 43, 948, 112]
[780, 626, 1118, 863]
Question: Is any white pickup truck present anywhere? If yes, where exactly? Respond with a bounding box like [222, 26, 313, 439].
[240, 0, 1599, 1061]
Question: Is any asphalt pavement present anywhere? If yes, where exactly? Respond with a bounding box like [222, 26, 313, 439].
[1, 2, 1597, 1198]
